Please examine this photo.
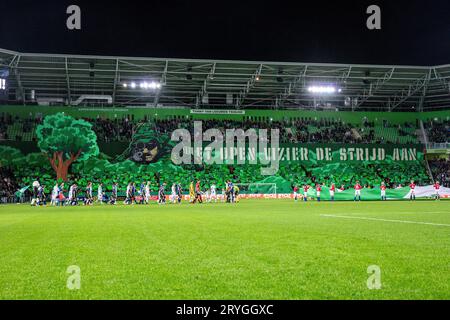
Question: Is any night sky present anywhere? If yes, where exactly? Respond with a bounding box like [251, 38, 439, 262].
[0, 0, 449, 65]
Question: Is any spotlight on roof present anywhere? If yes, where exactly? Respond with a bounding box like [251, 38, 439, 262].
[307, 85, 337, 94]
[130, 81, 162, 90]
[122, 83, 128, 88]
[149, 81, 161, 89]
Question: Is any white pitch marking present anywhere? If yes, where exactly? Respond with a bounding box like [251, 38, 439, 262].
[320, 214, 450, 227]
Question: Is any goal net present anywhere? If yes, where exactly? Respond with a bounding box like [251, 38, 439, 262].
[235, 183, 277, 197]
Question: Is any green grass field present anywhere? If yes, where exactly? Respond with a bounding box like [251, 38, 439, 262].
[0, 200, 449, 300]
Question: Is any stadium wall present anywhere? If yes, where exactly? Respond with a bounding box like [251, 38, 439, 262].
[0, 105, 449, 124]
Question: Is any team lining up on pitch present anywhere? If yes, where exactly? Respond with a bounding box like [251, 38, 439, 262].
[30, 179, 241, 206]
[29, 178, 444, 207]
[293, 180, 442, 201]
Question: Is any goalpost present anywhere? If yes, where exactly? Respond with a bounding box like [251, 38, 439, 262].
[235, 183, 277, 198]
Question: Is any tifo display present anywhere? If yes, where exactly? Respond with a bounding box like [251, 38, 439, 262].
[0, 107, 449, 205]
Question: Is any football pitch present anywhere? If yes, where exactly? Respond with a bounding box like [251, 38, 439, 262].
[0, 200, 448, 300]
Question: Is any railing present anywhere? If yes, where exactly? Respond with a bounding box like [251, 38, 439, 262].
[426, 142, 450, 150]
[419, 120, 429, 145]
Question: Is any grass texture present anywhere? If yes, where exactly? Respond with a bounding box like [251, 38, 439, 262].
[0, 200, 449, 299]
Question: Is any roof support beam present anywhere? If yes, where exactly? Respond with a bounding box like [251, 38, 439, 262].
[339, 66, 352, 83]
[8, 54, 18, 67]
[353, 68, 395, 110]
[274, 66, 308, 108]
[13, 55, 25, 103]
[388, 72, 431, 111]
[418, 69, 433, 112]
[195, 62, 216, 107]
[65, 57, 72, 105]
[153, 60, 169, 107]
[235, 64, 263, 109]
[112, 59, 119, 105]
[120, 60, 160, 72]
[432, 67, 450, 91]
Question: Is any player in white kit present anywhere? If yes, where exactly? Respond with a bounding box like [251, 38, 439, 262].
[51, 183, 59, 206]
[144, 181, 151, 204]
[210, 184, 217, 202]
[380, 182, 387, 201]
[171, 183, 177, 204]
[97, 183, 103, 204]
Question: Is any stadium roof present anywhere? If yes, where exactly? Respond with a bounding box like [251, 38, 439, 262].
[0, 48, 449, 112]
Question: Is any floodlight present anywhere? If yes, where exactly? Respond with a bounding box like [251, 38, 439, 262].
[307, 85, 337, 94]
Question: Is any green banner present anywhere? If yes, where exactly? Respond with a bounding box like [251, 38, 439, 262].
[276, 144, 423, 163]
[194, 144, 423, 164]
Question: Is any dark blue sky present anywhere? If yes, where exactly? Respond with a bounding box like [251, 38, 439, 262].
[0, 0, 449, 65]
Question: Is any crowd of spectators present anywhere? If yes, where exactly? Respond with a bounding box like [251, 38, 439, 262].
[0, 112, 42, 141]
[425, 119, 450, 143]
[86, 117, 134, 142]
[153, 117, 417, 144]
[0, 121, 7, 140]
[0, 112, 420, 144]
[429, 159, 450, 188]
[0, 167, 20, 203]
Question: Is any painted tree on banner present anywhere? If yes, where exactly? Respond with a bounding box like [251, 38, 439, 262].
[36, 113, 99, 181]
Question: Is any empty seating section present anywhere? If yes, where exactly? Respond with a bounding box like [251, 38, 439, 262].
[374, 126, 417, 144]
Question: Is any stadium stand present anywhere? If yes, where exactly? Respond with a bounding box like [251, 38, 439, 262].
[0, 106, 448, 197]
[0, 112, 420, 144]
[424, 119, 450, 143]
[0, 167, 19, 203]
[429, 160, 450, 187]
[0, 111, 431, 194]
[87, 117, 134, 142]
